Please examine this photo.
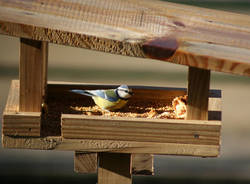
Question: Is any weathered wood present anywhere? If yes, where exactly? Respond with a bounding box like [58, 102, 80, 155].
[20, 38, 48, 112]
[2, 135, 220, 157]
[98, 153, 132, 184]
[132, 154, 154, 175]
[187, 67, 211, 120]
[74, 152, 97, 174]
[0, 0, 250, 76]
[61, 115, 221, 145]
[74, 153, 154, 175]
[2, 80, 41, 136]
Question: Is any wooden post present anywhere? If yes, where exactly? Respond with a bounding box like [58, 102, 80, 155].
[74, 152, 97, 173]
[98, 153, 132, 184]
[19, 38, 48, 112]
[186, 67, 210, 120]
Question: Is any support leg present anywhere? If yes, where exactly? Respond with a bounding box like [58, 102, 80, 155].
[19, 38, 48, 112]
[75, 152, 154, 175]
[98, 152, 132, 184]
[186, 67, 210, 120]
[74, 152, 97, 173]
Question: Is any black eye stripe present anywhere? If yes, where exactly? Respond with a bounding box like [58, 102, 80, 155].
[119, 89, 128, 92]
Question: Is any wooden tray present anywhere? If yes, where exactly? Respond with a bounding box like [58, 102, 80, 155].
[2, 80, 221, 157]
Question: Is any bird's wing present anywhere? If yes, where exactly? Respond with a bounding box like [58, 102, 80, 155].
[71, 89, 93, 97]
[90, 89, 118, 102]
[71, 89, 118, 102]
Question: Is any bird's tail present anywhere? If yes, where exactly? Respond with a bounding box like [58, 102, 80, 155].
[70, 89, 94, 97]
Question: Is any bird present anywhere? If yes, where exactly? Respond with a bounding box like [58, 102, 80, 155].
[71, 85, 133, 111]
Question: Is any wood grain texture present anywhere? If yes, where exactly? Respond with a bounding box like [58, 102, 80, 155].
[74, 153, 154, 175]
[0, 0, 249, 76]
[20, 38, 48, 112]
[98, 153, 131, 184]
[74, 152, 97, 174]
[3, 113, 41, 136]
[186, 67, 211, 120]
[3, 80, 20, 113]
[61, 115, 221, 146]
[131, 154, 154, 175]
[3, 80, 41, 136]
[2, 135, 220, 157]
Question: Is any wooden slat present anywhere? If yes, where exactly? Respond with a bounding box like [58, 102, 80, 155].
[2, 135, 220, 157]
[3, 113, 41, 137]
[186, 67, 211, 120]
[98, 153, 132, 184]
[74, 153, 154, 175]
[20, 38, 48, 112]
[0, 0, 250, 76]
[2, 80, 41, 136]
[61, 115, 221, 146]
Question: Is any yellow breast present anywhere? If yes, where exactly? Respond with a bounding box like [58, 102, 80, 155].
[92, 96, 128, 111]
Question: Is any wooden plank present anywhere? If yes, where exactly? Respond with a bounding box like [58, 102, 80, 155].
[61, 115, 221, 146]
[186, 67, 211, 120]
[20, 38, 48, 112]
[2, 80, 41, 136]
[74, 152, 97, 174]
[74, 153, 154, 175]
[98, 153, 131, 184]
[0, 0, 250, 76]
[2, 135, 220, 157]
[3, 112, 41, 137]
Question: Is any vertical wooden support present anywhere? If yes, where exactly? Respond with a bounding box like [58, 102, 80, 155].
[74, 152, 97, 173]
[98, 153, 132, 184]
[19, 38, 48, 112]
[75, 152, 154, 175]
[131, 154, 154, 175]
[186, 67, 210, 120]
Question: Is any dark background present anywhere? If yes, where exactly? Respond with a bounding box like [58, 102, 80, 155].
[1, 0, 250, 183]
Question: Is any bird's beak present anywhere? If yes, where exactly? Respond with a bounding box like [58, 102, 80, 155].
[129, 91, 134, 95]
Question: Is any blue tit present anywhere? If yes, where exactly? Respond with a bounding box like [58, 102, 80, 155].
[71, 85, 133, 111]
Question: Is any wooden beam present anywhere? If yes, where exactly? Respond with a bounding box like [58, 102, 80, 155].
[19, 38, 48, 112]
[74, 153, 154, 175]
[0, 0, 250, 76]
[2, 135, 220, 157]
[61, 115, 221, 146]
[98, 153, 132, 184]
[3, 112, 41, 137]
[186, 67, 211, 120]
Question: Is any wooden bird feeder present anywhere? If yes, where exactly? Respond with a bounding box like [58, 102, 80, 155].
[1, 0, 250, 183]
